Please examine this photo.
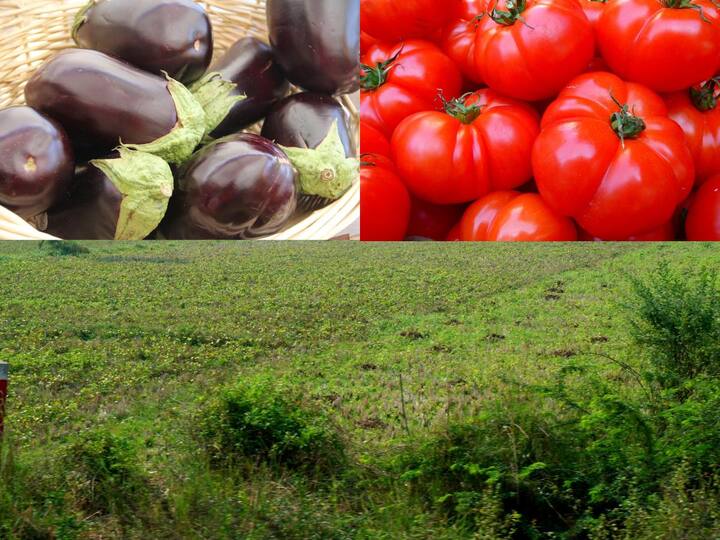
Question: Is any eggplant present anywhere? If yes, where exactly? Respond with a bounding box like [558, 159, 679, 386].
[192, 37, 289, 138]
[24, 49, 206, 165]
[72, 0, 212, 85]
[267, 0, 359, 95]
[161, 133, 298, 239]
[261, 93, 358, 207]
[45, 148, 174, 240]
[0, 106, 74, 218]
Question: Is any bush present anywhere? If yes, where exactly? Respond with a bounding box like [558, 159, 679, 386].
[41, 241, 90, 257]
[198, 379, 346, 474]
[626, 263, 720, 387]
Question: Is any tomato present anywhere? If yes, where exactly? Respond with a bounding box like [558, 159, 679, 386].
[665, 79, 720, 185]
[361, 120, 391, 157]
[586, 56, 610, 73]
[442, 1, 487, 84]
[446, 223, 463, 241]
[686, 175, 720, 240]
[580, 0, 606, 28]
[470, 0, 594, 101]
[360, 40, 462, 138]
[597, 0, 720, 93]
[360, 31, 378, 55]
[360, 155, 411, 241]
[533, 72, 694, 239]
[361, 0, 458, 42]
[407, 197, 466, 240]
[459, 191, 577, 241]
[578, 221, 676, 241]
[391, 89, 540, 204]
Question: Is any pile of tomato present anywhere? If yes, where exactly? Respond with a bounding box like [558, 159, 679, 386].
[359, 0, 720, 241]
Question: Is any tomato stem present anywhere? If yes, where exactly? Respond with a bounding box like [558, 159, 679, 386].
[609, 94, 646, 145]
[360, 49, 402, 91]
[490, 0, 533, 27]
[441, 92, 483, 124]
[662, 0, 711, 22]
[690, 78, 720, 111]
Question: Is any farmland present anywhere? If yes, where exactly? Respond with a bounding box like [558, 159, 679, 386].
[1, 241, 719, 539]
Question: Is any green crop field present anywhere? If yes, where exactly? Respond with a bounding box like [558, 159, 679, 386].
[1, 241, 719, 539]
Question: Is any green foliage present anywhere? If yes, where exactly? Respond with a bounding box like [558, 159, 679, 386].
[40, 241, 90, 257]
[198, 378, 346, 474]
[626, 263, 720, 387]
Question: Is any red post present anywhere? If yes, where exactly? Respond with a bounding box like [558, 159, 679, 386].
[0, 362, 7, 437]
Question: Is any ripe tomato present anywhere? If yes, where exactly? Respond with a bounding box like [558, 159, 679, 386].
[578, 221, 676, 241]
[442, 0, 487, 84]
[391, 89, 540, 204]
[597, 0, 720, 92]
[360, 31, 378, 55]
[360, 40, 462, 138]
[579, 0, 606, 28]
[446, 223, 463, 241]
[471, 0, 594, 101]
[686, 175, 720, 240]
[459, 191, 577, 241]
[406, 197, 466, 240]
[360, 155, 411, 241]
[361, 121, 391, 157]
[533, 72, 694, 239]
[361, 0, 457, 42]
[665, 79, 720, 185]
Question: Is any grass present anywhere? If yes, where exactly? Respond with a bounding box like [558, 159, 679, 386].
[0, 241, 718, 539]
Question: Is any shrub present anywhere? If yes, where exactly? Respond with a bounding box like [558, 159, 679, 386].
[626, 263, 720, 387]
[198, 379, 346, 474]
[41, 241, 90, 257]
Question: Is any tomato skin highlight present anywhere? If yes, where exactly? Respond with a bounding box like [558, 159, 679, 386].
[361, 40, 462, 138]
[459, 191, 577, 241]
[360, 155, 411, 241]
[686, 175, 720, 240]
[473, 0, 594, 101]
[665, 84, 720, 185]
[597, 0, 720, 93]
[406, 197, 466, 240]
[361, 0, 457, 42]
[533, 71, 694, 239]
[391, 89, 539, 204]
[361, 120, 391, 158]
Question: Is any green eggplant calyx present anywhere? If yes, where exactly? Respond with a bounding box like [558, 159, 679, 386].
[71, 0, 94, 43]
[280, 121, 359, 201]
[91, 147, 174, 240]
[609, 94, 646, 146]
[124, 75, 206, 166]
[189, 72, 246, 140]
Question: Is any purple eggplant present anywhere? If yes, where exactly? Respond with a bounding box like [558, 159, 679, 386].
[0, 106, 74, 219]
[261, 93, 358, 206]
[72, 0, 212, 85]
[161, 133, 298, 239]
[267, 0, 359, 95]
[192, 37, 289, 138]
[44, 149, 174, 240]
[24, 49, 206, 165]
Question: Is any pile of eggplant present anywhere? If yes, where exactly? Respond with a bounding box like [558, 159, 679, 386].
[0, 0, 359, 240]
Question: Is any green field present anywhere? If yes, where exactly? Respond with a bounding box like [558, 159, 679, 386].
[1, 242, 719, 539]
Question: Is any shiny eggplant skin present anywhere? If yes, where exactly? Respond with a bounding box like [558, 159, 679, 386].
[0, 106, 74, 218]
[261, 93, 356, 157]
[45, 164, 122, 240]
[210, 37, 290, 138]
[162, 133, 298, 239]
[24, 49, 178, 158]
[267, 0, 359, 95]
[74, 0, 212, 84]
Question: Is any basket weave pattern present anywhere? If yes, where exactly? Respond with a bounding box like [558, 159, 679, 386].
[0, 0, 359, 240]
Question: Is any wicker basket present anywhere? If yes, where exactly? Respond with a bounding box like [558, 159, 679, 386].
[0, 0, 359, 240]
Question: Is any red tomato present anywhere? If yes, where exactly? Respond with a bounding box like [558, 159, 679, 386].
[533, 71, 694, 239]
[580, 0, 606, 28]
[360, 31, 378, 55]
[446, 223, 463, 241]
[665, 80, 720, 185]
[459, 191, 577, 241]
[360, 155, 411, 241]
[597, 0, 720, 92]
[442, 1, 487, 84]
[360, 40, 462, 138]
[578, 222, 676, 241]
[686, 175, 720, 240]
[407, 197, 466, 240]
[471, 0, 594, 101]
[361, 0, 458, 42]
[586, 56, 610, 73]
[391, 89, 540, 204]
[361, 121, 391, 157]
